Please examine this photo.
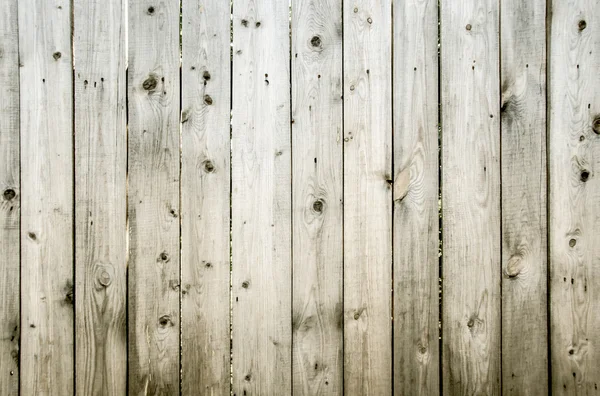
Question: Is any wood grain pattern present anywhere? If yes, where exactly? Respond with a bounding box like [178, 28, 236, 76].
[392, 0, 439, 394]
[0, 0, 20, 392]
[440, 0, 501, 394]
[500, 0, 548, 394]
[343, 0, 392, 394]
[74, 0, 127, 393]
[549, 1, 600, 393]
[180, 0, 231, 393]
[127, 0, 180, 393]
[291, 0, 343, 393]
[18, 0, 74, 394]
[231, 0, 292, 393]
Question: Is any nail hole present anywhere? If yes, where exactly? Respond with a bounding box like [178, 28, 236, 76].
[53, 52, 62, 60]
[147, 6, 155, 14]
[466, 24, 472, 31]
[578, 20, 587, 31]
[204, 95, 213, 105]
[581, 170, 590, 182]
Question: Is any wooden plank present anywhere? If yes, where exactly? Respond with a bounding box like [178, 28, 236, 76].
[500, 0, 548, 394]
[180, 0, 231, 393]
[18, 0, 74, 394]
[392, 0, 439, 394]
[231, 0, 292, 393]
[0, 0, 20, 392]
[291, 0, 343, 393]
[127, 0, 180, 393]
[74, 0, 127, 393]
[549, 1, 600, 393]
[440, 0, 501, 394]
[343, 0, 392, 394]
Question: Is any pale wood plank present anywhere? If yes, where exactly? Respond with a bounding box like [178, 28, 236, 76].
[74, 0, 127, 393]
[392, 0, 439, 394]
[500, 0, 548, 394]
[18, 0, 74, 393]
[231, 0, 292, 393]
[0, 0, 20, 392]
[343, 0, 392, 394]
[549, 1, 600, 393]
[440, 0, 501, 394]
[180, 0, 231, 393]
[127, 0, 180, 393]
[291, 0, 343, 393]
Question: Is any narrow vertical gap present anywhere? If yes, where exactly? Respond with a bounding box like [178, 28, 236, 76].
[340, 0, 345, 394]
[229, 1, 234, 394]
[545, 0, 552, 393]
[70, 0, 76, 393]
[437, 1, 443, 395]
[288, 0, 294, 392]
[390, 1, 394, 394]
[178, 0, 183, 393]
[498, 0, 503, 393]
[16, 0, 22, 393]
[124, 0, 130, 388]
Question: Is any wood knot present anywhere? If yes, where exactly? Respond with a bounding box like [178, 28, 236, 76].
[203, 70, 211, 80]
[255, 21, 261, 27]
[310, 35, 322, 48]
[147, 6, 155, 15]
[158, 252, 170, 262]
[203, 160, 215, 173]
[506, 254, 524, 278]
[142, 75, 157, 91]
[27, 232, 36, 240]
[241, 19, 248, 27]
[312, 199, 324, 213]
[242, 280, 249, 289]
[569, 238, 577, 247]
[578, 20, 587, 31]
[158, 315, 173, 327]
[467, 319, 474, 327]
[244, 374, 252, 381]
[204, 94, 213, 105]
[592, 116, 600, 134]
[367, 17, 373, 24]
[466, 24, 472, 31]
[581, 170, 590, 182]
[353, 7, 358, 13]
[353, 312, 360, 320]
[3, 189, 16, 201]
[53, 52, 61, 60]
[98, 270, 111, 287]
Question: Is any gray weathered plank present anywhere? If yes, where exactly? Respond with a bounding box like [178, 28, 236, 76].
[180, 0, 231, 393]
[343, 0, 393, 394]
[231, 0, 292, 393]
[127, 0, 180, 393]
[291, 0, 343, 393]
[549, 1, 600, 393]
[0, 0, 20, 392]
[74, 0, 127, 393]
[500, 0, 548, 394]
[18, 0, 74, 394]
[440, 0, 501, 394]
[392, 0, 439, 394]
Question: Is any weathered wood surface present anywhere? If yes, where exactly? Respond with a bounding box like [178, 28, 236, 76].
[500, 0, 548, 394]
[549, 0, 600, 393]
[180, 0, 231, 393]
[127, 0, 180, 393]
[74, 0, 127, 394]
[0, 0, 20, 392]
[291, 0, 343, 393]
[18, 0, 74, 394]
[231, 0, 292, 394]
[343, 0, 393, 394]
[441, 0, 501, 394]
[392, 0, 439, 394]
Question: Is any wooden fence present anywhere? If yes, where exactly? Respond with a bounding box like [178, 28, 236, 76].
[1, 0, 599, 394]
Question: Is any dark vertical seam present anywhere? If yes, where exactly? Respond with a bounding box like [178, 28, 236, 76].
[178, 0, 183, 393]
[16, 0, 22, 393]
[498, 0, 503, 394]
[289, 0, 293, 393]
[545, 0, 552, 394]
[437, 1, 443, 395]
[70, 0, 76, 393]
[229, 0, 234, 394]
[340, 0, 345, 394]
[390, 0, 394, 394]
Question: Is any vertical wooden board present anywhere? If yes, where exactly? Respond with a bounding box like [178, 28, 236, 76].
[291, 0, 343, 393]
[440, 0, 501, 394]
[549, 1, 600, 393]
[127, 0, 180, 393]
[180, 0, 231, 393]
[0, 0, 20, 392]
[500, 0, 548, 394]
[392, 0, 439, 394]
[231, 0, 292, 393]
[18, 0, 74, 394]
[343, 0, 392, 394]
[74, 0, 127, 393]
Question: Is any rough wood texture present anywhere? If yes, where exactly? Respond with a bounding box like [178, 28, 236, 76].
[549, 1, 600, 393]
[291, 0, 343, 393]
[0, 0, 20, 392]
[392, 0, 439, 394]
[441, 0, 501, 394]
[500, 0, 548, 394]
[127, 0, 180, 393]
[231, 0, 292, 393]
[18, 0, 74, 394]
[343, 0, 392, 394]
[181, 0, 231, 393]
[74, 0, 127, 393]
